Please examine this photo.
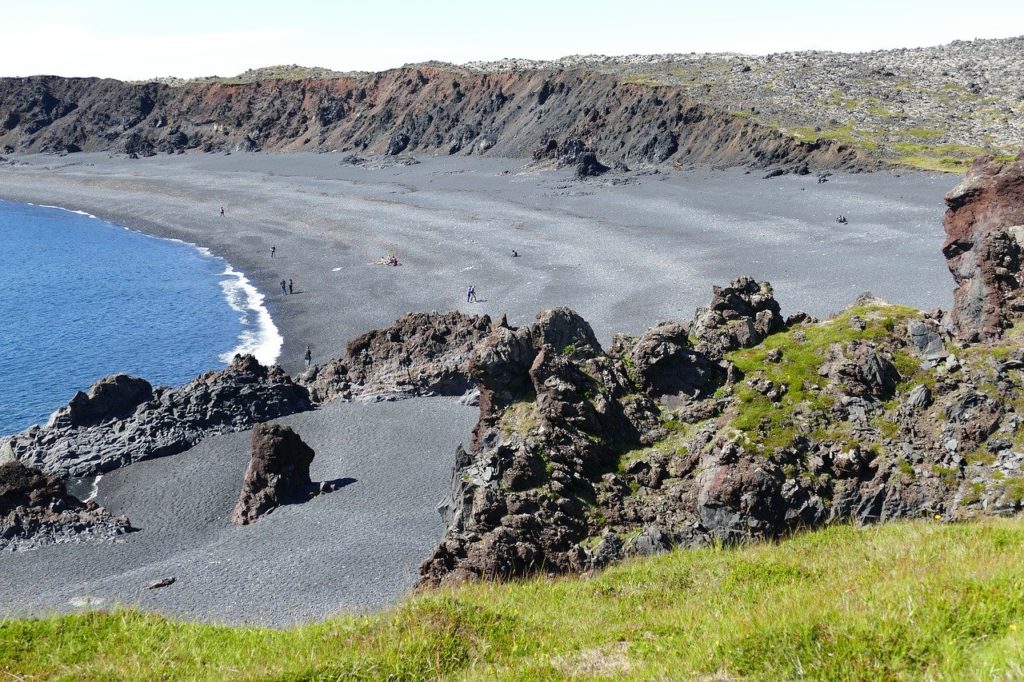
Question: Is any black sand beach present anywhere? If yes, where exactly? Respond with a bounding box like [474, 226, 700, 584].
[0, 154, 954, 623]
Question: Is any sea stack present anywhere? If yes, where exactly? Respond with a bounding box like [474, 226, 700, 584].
[231, 423, 318, 525]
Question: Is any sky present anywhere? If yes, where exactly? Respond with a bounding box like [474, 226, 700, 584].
[2, 0, 1023, 80]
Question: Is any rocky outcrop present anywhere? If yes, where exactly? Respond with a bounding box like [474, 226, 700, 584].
[418, 244, 1024, 587]
[2, 354, 312, 478]
[0, 70, 866, 172]
[691, 276, 785, 357]
[232, 423, 321, 525]
[307, 311, 493, 402]
[1, 461, 132, 551]
[420, 307, 665, 586]
[943, 152, 1024, 342]
[609, 322, 722, 402]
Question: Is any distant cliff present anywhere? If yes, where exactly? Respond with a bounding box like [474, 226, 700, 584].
[0, 68, 866, 172]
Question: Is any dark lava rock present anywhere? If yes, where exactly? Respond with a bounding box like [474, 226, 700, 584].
[231, 423, 318, 525]
[819, 341, 901, 400]
[58, 375, 153, 428]
[0, 461, 132, 551]
[691, 276, 785, 357]
[907, 320, 945, 356]
[307, 311, 493, 403]
[575, 151, 609, 179]
[2, 354, 312, 478]
[612, 321, 721, 401]
[387, 132, 411, 156]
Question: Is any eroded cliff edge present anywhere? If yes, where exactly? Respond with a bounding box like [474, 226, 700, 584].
[0, 69, 865, 173]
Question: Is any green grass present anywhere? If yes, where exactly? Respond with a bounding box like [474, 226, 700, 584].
[5, 519, 1024, 680]
[619, 73, 661, 87]
[724, 303, 922, 450]
[891, 141, 988, 172]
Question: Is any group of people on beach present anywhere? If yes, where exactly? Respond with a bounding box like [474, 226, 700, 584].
[260, 225, 526, 374]
[375, 253, 401, 266]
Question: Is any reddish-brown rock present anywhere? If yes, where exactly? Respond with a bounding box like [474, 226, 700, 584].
[0, 461, 132, 550]
[231, 423, 317, 525]
[942, 151, 1024, 341]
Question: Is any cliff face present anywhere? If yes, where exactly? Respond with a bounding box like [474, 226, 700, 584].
[942, 152, 1024, 341]
[0, 69, 866, 171]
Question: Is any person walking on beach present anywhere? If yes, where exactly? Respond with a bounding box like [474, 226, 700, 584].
[280, 279, 287, 295]
[304, 345, 312, 369]
[288, 279, 294, 295]
[271, 246, 276, 258]
[466, 285, 477, 303]
[220, 206, 224, 216]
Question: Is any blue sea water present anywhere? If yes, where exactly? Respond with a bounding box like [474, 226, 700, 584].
[0, 200, 281, 436]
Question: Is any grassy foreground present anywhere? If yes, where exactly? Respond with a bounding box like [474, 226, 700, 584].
[4, 520, 1024, 680]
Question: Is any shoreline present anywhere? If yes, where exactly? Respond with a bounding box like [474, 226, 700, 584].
[23, 200, 284, 369]
[0, 153, 954, 375]
[0, 152, 962, 623]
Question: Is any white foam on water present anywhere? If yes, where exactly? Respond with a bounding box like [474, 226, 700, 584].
[217, 265, 283, 367]
[85, 475, 103, 503]
[28, 203, 100, 219]
[26, 201, 283, 368]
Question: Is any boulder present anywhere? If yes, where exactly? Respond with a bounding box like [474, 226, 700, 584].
[386, 132, 411, 156]
[906, 320, 945, 356]
[575, 152, 609, 179]
[532, 307, 602, 356]
[55, 374, 153, 428]
[819, 342, 901, 400]
[231, 423, 317, 525]
[307, 311, 493, 402]
[0, 461, 132, 551]
[613, 321, 721, 400]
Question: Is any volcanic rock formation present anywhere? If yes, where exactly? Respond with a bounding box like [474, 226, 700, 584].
[943, 151, 1024, 341]
[306, 311, 493, 402]
[0, 461, 132, 551]
[232, 423, 320, 525]
[2, 354, 312, 477]
[0, 70, 865, 173]
[418, 213, 1024, 585]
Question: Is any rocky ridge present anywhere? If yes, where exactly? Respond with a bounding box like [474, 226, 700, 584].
[0, 354, 311, 478]
[0, 68, 865, 174]
[3, 37, 1019, 170]
[459, 36, 1024, 169]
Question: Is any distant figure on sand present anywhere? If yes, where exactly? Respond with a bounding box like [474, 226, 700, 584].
[466, 285, 477, 303]
[271, 246, 276, 258]
[304, 345, 312, 369]
[280, 279, 287, 295]
[220, 206, 224, 216]
[288, 279, 293, 294]
[512, 249, 519, 258]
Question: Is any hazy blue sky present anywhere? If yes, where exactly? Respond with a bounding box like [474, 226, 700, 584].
[3, 0, 1023, 79]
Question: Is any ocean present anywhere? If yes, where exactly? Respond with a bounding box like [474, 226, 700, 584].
[0, 200, 281, 436]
